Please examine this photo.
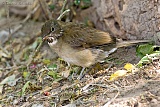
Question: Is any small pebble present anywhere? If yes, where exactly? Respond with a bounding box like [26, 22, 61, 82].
[13, 99, 19, 105]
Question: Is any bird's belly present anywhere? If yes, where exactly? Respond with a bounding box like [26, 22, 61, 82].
[60, 49, 95, 67]
[50, 44, 96, 67]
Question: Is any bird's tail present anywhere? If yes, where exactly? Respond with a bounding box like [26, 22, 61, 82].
[116, 40, 152, 48]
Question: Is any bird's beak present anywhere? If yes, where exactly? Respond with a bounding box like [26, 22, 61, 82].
[42, 36, 49, 41]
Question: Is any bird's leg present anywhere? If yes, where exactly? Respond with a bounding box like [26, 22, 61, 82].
[77, 63, 100, 80]
[77, 67, 86, 80]
[105, 63, 113, 71]
[104, 48, 117, 58]
[108, 48, 117, 54]
[66, 62, 72, 74]
[104, 49, 115, 71]
[66, 62, 71, 68]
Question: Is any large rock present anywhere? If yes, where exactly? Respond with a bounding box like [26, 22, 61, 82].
[87, 0, 160, 44]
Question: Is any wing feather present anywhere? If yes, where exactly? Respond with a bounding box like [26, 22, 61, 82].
[61, 22, 116, 48]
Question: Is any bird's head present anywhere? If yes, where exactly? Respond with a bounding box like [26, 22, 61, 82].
[41, 20, 63, 44]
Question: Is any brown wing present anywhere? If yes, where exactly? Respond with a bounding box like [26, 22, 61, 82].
[61, 22, 116, 48]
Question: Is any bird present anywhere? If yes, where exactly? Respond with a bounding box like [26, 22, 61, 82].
[41, 19, 150, 79]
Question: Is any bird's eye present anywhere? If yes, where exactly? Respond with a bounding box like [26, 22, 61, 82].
[51, 27, 55, 32]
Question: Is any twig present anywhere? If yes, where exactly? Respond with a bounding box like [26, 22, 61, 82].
[103, 84, 120, 107]
[4, 1, 17, 66]
[81, 81, 94, 91]
[0, 65, 26, 71]
[5, 4, 40, 42]
[12, 5, 41, 66]
[5, 1, 11, 40]
[27, 40, 44, 66]
[91, 83, 109, 88]
[0, 45, 10, 56]
[57, 9, 70, 20]
[17, 3, 39, 30]
[60, 0, 67, 14]
[38, 0, 52, 20]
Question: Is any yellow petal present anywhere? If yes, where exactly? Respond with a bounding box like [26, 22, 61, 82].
[110, 70, 128, 81]
[124, 63, 135, 72]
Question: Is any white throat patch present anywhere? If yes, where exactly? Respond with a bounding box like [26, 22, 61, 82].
[47, 37, 58, 46]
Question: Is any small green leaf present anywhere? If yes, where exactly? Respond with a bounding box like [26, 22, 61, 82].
[23, 71, 30, 79]
[137, 51, 160, 67]
[137, 56, 150, 67]
[74, 0, 81, 6]
[21, 81, 30, 96]
[48, 64, 57, 71]
[48, 4, 55, 10]
[47, 70, 62, 81]
[136, 44, 160, 58]
[30, 40, 38, 50]
[136, 44, 153, 58]
[29, 37, 42, 50]
[24, 51, 29, 60]
[48, 71, 60, 79]
[43, 59, 51, 65]
[83, 0, 91, 4]
[0, 74, 19, 93]
[48, 71, 55, 77]
[81, 0, 92, 9]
